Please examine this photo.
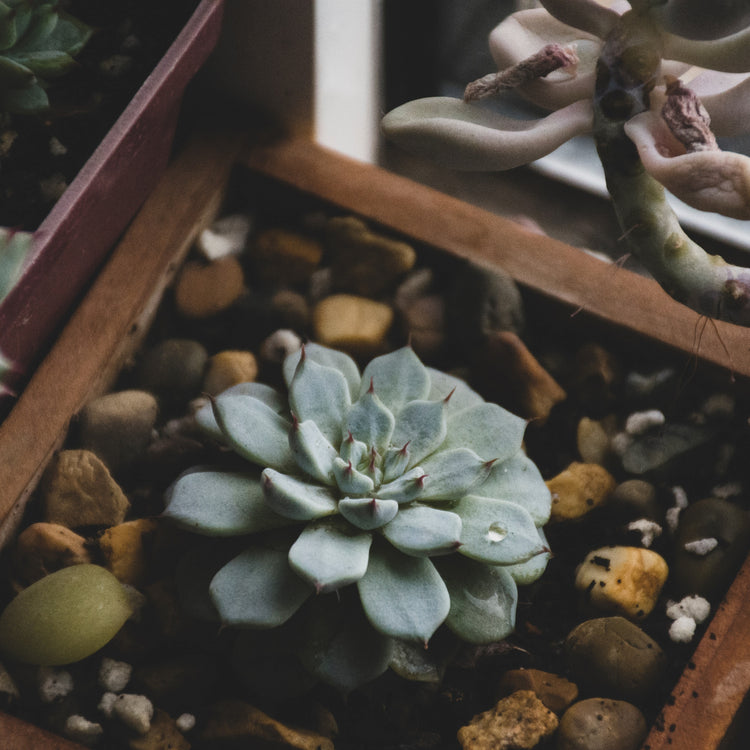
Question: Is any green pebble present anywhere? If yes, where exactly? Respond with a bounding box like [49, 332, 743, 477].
[0, 564, 132, 666]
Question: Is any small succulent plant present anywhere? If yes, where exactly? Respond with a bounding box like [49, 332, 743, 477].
[1, 0, 93, 114]
[164, 344, 551, 690]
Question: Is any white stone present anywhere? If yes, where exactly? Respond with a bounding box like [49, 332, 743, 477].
[197, 214, 252, 260]
[112, 693, 154, 735]
[176, 713, 197, 732]
[684, 538, 719, 556]
[65, 715, 104, 743]
[38, 667, 74, 703]
[627, 518, 662, 548]
[260, 329, 302, 364]
[98, 657, 132, 693]
[625, 409, 665, 435]
[669, 616, 697, 643]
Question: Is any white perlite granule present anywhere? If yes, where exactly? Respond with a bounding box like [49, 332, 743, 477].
[65, 715, 104, 743]
[176, 713, 197, 732]
[38, 667, 74, 703]
[669, 616, 697, 643]
[627, 518, 663, 548]
[98, 657, 132, 693]
[112, 693, 154, 735]
[625, 409, 665, 435]
[666, 596, 711, 624]
[684, 538, 719, 556]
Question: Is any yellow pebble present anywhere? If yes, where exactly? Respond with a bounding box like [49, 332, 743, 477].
[313, 294, 394, 357]
[99, 519, 159, 586]
[575, 546, 668, 620]
[547, 462, 616, 522]
[174, 257, 244, 319]
[203, 350, 259, 396]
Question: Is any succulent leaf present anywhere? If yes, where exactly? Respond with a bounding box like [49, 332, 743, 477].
[332, 456, 375, 495]
[391, 399, 447, 468]
[0, 227, 33, 302]
[504, 527, 552, 584]
[437, 555, 518, 643]
[210, 545, 312, 628]
[389, 639, 445, 684]
[358, 543, 450, 643]
[426, 367, 484, 413]
[297, 594, 394, 691]
[288, 517, 372, 592]
[455, 495, 548, 565]
[345, 387, 395, 458]
[381, 504, 462, 556]
[289, 354, 351, 445]
[444, 402, 527, 463]
[209, 393, 298, 473]
[474, 451, 552, 526]
[339, 496, 399, 530]
[289, 417, 338, 485]
[261, 468, 338, 520]
[164, 470, 290, 536]
[284, 342, 360, 399]
[376, 466, 426, 503]
[360, 346, 430, 413]
[417, 448, 494, 501]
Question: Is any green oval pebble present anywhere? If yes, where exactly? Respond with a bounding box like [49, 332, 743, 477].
[0, 564, 132, 666]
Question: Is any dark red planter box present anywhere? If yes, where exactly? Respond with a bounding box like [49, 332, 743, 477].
[0, 0, 225, 410]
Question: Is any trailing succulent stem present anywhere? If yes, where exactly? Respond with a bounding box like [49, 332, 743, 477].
[594, 8, 750, 324]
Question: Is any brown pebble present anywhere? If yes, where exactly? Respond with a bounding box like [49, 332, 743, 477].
[12, 523, 92, 587]
[99, 519, 159, 586]
[252, 227, 323, 286]
[174, 257, 245, 318]
[496, 668, 578, 715]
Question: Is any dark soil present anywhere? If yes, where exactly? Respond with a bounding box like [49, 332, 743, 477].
[0, 0, 200, 231]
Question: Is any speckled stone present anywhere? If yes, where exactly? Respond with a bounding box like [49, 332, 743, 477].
[252, 227, 323, 286]
[574, 546, 668, 620]
[200, 699, 334, 750]
[564, 616, 667, 703]
[457, 690, 558, 750]
[557, 698, 647, 750]
[11, 523, 92, 587]
[202, 350, 259, 397]
[40, 449, 130, 529]
[496, 669, 578, 715]
[326, 216, 416, 296]
[77, 390, 158, 474]
[547, 462, 616, 522]
[174, 256, 245, 319]
[671, 497, 750, 599]
[312, 294, 393, 357]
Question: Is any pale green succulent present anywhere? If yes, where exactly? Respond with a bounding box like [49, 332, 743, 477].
[1, 0, 92, 114]
[164, 344, 551, 690]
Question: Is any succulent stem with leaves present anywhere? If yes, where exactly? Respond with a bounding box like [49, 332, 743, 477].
[1, 0, 93, 114]
[164, 344, 551, 691]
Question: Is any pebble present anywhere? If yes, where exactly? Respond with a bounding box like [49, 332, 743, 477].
[11, 522, 92, 586]
[471, 330, 566, 422]
[564, 616, 667, 703]
[557, 698, 647, 750]
[77, 390, 158, 474]
[312, 294, 393, 357]
[259, 329, 303, 366]
[134, 339, 208, 407]
[270, 289, 311, 331]
[624, 409, 665, 435]
[127, 709, 191, 750]
[393, 269, 445, 358]
[40, 450, 131, 528]
[620, 422, 715, 477]
[174, 256, 245, 319]
[197, 213, 252, 261]
[547, 462, 616, 522]
[495, 668, 578, 715]
[325, 215, 416, 296]
[569, 343, 621, 411]
[199, 698, 334, 750]
[670, 497, 750, 599]
[576, 416, 615, 466]
[98, 519, 159, 586]
[252, 227, 323, 286]
[608, 479, 661, 523]
[456, 690, 558, 750]
[202, 350, 259, 396]
[575, 546, 668, 620]
[445, 260, 524, 360]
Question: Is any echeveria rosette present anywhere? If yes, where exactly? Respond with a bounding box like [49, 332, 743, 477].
[164, 344, 551, 690]
[1, 0, 93, 114]
[382, 0, 750, 326]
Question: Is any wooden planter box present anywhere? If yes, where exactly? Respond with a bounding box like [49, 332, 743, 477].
[0, 0, 225, 414]
[0, 129, 748, 749]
